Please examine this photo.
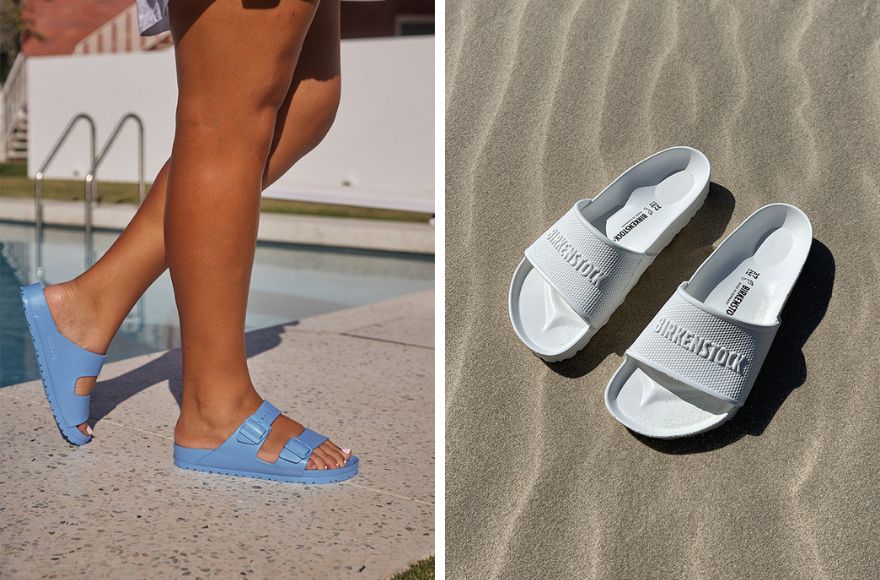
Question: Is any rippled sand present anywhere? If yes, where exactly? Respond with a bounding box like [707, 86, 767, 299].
[445, 1, 880, 578]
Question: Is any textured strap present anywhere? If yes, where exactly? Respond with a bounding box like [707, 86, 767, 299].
[236, 401, 282, 445]
[524, 202, 649, 325]
[626, 284, 779, 405]
[279, 428, 328, 464]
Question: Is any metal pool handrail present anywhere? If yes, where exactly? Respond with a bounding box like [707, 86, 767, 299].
[83, 112, 145, 266]
[34, 113, 97, 280]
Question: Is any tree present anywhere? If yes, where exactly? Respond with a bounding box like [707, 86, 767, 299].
[1, 0, 43, 83]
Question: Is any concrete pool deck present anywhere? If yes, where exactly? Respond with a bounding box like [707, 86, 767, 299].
[0, 290, 434, 579]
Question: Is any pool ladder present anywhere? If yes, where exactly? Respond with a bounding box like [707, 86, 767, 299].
[33, 112, 147, 332]
[34, 112, 145, 279]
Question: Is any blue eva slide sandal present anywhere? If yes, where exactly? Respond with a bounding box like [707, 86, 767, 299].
[21, 282, 106, 446]
[174, 400, 359, 484]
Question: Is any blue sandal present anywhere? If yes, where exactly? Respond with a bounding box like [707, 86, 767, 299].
[21, 282, 106, 446]
[174, 400, 359, 484]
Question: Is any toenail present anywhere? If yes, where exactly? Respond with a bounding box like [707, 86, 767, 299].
[85, 425, 93, 435]
[342, 448, 351, 455]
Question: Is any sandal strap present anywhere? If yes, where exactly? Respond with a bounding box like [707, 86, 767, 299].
[626, 283, 779, 406]
[236, 400, 281, 445]
[524, 201, 651, 326]
[279, 428, 328, 464]
[21, 283, 106, 428]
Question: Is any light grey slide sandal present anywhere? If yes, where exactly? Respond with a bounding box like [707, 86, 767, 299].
[509, 146, 710, 361]
[605, 203, 813, 438]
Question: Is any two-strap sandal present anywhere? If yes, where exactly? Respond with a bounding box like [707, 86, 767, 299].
[174, 400, 359, 484]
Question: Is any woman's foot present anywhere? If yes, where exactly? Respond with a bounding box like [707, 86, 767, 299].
[43, 281, 112, 438]
[174, 391, 352, 470]
[41, 282, 351, 469]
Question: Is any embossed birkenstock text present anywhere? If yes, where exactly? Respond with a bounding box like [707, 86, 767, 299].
[545, 227, 609, 287]
[653, 316, 747, 374]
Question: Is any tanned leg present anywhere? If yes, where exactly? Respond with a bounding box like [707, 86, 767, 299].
[165, 0, 347, 470]
[43, 0, 348, 469]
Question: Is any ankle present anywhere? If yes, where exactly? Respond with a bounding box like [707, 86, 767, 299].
[175, 383, 262, 446]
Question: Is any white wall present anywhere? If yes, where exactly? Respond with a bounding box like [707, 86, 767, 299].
[26, 36, 433, 212]
[27, 50, 176, 183]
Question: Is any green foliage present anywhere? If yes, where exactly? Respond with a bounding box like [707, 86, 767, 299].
[0, 164, 431, 223]
[1, 0, 40, 81]
[391, 556, 435, 580]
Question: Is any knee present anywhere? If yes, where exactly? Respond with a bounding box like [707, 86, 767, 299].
[176, 77, 294, 150]
[175, 106, 277, 158]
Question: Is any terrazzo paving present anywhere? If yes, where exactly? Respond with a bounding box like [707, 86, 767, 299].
[0, 291, 434, 579]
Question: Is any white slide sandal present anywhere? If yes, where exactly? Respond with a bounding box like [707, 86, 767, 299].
[604, 203, 813, 438]
[508, 146, 710, 361]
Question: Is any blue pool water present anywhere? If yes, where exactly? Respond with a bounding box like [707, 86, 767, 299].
[0, 220, 433, 387]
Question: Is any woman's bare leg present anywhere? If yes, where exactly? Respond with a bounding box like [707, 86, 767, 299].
[42, 0, 348, 467]
[166, 0, 346, 470]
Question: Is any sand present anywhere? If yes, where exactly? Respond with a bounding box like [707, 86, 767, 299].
[445, 2, 880, 578]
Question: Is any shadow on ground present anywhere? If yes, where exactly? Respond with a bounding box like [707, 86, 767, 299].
[89, 322, 295, 427]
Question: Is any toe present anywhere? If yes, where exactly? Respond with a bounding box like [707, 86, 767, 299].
[321, 442, 345, 468]
[323, 447, 341, 469]
[312, 447, 336, 470]
[77, 423, 93, 437]
[324, 441, 349, 465]
[308, 451, 328, 470]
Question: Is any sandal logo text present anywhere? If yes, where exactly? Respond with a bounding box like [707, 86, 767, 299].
[546, 227, 609, 287]
[612, 202, 661, 242]
[653, 317, 746, 374]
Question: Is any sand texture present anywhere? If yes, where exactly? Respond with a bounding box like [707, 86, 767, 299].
[446, 1, 880, 578]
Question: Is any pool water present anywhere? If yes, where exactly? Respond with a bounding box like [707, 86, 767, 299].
[0, 221, 433, 387]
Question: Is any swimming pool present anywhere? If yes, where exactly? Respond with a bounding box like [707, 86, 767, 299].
[0, 221, 433, 387]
